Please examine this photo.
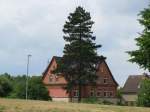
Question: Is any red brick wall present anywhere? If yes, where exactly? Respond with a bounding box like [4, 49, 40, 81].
[70, 85, 117, 98]
[43, 58, 67, 85]
[96, 61, 117, 86]
[47, 86, 69, 98]
[43, 58, 118, 99]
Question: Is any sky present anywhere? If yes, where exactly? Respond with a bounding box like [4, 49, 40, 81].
[0, 0, 149, 86]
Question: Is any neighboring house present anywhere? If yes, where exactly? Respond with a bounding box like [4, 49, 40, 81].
[122, 73, 149, 105]
[42, 56, 118, 103]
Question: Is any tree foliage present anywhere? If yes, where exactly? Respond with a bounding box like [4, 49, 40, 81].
[116, 87, 123, 105]
[55, 6, 104, 102]
[0, 73, 12, 97]
[9, 75, 27, 99]
[137, 79, 150, 107]
[28, 76, 50, 100]
[128, 4, 150, 72]
[0, 73, 50, 100]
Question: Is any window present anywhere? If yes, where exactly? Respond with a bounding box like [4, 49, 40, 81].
[90, 92, 94, 97]
[90, 88, 95, 97]
[104, 78, 108, 84]
[49, 76, 53, 82]
[97, 91, 101, 97]
[104, 92, 107, 97]
[104, 91, 113, 97]
[73, 90, 79, 97]
[55, 75, 58, 81]
[109, 92, 113, 97]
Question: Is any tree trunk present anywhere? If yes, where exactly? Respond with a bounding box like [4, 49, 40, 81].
[78, 84, 82, 103]
[70, 90, 72, 102]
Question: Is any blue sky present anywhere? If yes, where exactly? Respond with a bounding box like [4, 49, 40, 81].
[0, 0, 149, 86]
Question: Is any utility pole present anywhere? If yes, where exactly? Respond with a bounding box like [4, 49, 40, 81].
[26, 54, 32, 100]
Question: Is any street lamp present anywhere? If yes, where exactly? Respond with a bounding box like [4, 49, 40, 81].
[26, 54, 32, 100]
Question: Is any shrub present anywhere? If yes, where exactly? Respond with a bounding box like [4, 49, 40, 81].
[81, 97, 101, 104]
[0, 74, 12, 97]
[137, 79, 150, 107]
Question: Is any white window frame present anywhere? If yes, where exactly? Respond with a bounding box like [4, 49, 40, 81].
[55, 75, 58, 81]
[73, 89, 79, 97]
[90, 88, 95, 97]
[49, 75, 53, 82]
[104, 91, 113, 97]
[109, 91, 113, 97]
[96, 91, 101, 97]
[104, 91, 108, 97]
[104, 78, 108, 84]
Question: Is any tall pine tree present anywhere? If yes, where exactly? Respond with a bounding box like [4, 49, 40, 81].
[128, 4, 150, 72]
[55, 6, 104, 102]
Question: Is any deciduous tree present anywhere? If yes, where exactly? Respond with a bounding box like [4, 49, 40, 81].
[128, 4, 150, 72]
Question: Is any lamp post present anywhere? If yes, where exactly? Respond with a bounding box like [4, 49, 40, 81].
[26, 54, 32, 100]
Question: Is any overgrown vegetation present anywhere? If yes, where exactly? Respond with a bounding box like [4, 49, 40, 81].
[0, 73, 50, 101]
[137, 79, 150, 107]
[116, 87, 123, 105]
[81, 97, 114, 105]
[81, 97, 100, 104]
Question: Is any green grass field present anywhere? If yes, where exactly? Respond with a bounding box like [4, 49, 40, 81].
[0, 98, 150, 112]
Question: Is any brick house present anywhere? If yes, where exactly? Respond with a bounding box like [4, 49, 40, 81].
[42, 56, 118, 102]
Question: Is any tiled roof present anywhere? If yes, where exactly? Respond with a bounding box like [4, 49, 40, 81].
[123, 74, 149, 94]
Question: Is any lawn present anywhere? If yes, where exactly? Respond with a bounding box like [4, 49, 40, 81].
[0, 98, 150, 112]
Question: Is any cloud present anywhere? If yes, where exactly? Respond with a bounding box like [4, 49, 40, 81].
[0, 0, 149, 86]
